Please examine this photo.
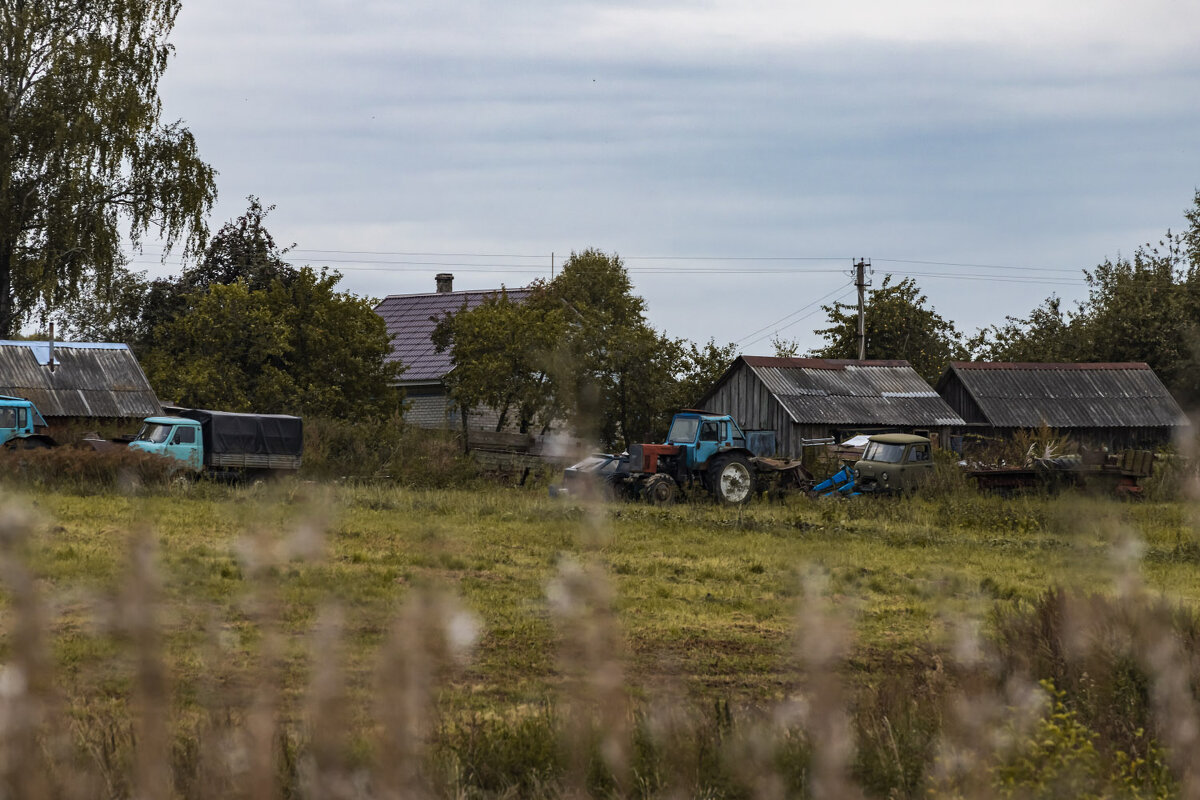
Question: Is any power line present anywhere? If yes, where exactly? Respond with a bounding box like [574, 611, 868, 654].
[130, 245, 1086, 275]
[740, 289, 857, 350]
[874, 257, 1080, 274]
[735, 282, 853, 345]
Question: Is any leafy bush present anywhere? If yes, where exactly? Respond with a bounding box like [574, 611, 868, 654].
[301, 415, 479, 487]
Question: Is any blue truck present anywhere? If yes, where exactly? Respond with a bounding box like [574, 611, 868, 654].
[128, 408, 303, 475]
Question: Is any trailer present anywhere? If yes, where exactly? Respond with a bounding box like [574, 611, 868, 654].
[969, 450, 1153, 496]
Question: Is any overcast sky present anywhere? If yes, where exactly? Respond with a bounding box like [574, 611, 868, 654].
[142, 0, 1200, 354]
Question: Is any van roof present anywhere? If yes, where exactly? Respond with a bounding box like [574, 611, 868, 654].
[869, 433, 931, 445]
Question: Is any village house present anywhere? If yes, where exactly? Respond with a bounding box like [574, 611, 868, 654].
[0, 339, 161, 439]
[374, 273, 531, 430]
[696, 356, 965, 458]
[935, 361, 1190, 450]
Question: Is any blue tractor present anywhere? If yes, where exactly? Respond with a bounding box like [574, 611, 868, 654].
[561, 411, 812, 505]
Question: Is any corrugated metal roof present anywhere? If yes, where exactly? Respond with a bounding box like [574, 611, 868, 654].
[0, 341, 162, 418]
[736, 357, 965, 425]
[941, 361, 1189, 428]
[374, 287, 531, 383]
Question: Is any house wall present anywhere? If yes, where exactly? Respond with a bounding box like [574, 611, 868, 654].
[401, 385, 524, 433]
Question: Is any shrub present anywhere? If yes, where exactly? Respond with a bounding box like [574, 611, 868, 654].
[0, 446, 175, 492]
[301, 415, 479, 487]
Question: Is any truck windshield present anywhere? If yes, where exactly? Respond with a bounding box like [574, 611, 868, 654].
[0, 408, 14, 428]
[136, 423, 172, 444]
[666, 417, 699, 444]
[862, 441, 906, 463]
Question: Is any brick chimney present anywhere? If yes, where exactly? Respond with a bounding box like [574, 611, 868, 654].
[435, 273, 454, 293]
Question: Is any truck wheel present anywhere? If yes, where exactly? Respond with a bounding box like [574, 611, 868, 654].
[642, 474, 678, 506]
[708, 454, 755, 505]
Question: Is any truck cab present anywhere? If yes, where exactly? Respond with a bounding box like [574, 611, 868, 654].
[129, 416, 203, 472]
[853, 433, 933, 493]
[0, 395, 53, 448]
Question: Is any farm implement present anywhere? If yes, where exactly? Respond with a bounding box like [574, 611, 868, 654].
[554, 420, 942, 505]
[556, 411, 816, 505]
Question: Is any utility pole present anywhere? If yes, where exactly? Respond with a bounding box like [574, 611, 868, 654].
[854, 258, 870, 361]
[551, 252, 555, 279]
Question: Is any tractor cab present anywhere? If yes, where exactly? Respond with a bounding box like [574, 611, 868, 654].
[664, 412, 748, 470]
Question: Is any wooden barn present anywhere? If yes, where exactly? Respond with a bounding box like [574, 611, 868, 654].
[696, 356, 965, 458]
[0, 340, 161, 438]
[935, 362, 1189, 450]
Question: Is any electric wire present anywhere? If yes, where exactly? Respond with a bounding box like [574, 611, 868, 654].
[739, 289, 858, 350]
[734, 282, 854, 345]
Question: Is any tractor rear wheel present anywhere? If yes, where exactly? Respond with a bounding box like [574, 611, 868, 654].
[708, 454, 755, 505]
[642, 473, 678, 506]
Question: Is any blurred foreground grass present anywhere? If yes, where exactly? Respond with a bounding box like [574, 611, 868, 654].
[2, 482, 1198, 797]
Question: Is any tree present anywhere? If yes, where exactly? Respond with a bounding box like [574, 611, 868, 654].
[969, 191, 1200, 404]
[671, 338, 739, 410]
[434, 249, 722, 449]
[142, 267, 403, 418]
[0, 0, 216, 336]
[812, 275, 967, 383]
[135, 201, 402, 418]
[431, 291, 562, 433]
[969, 295, 1082, 363]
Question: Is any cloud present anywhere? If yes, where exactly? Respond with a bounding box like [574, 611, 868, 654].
[151, 0, 1200, 350]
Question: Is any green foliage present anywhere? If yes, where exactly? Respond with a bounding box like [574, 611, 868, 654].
[122, 200, 404, 419]
[301, 416, 478, 487]
[142, 267, 402, 417]
[972, 190, 1200, 406]
[0, 0, 216, 335]
[812, 275, 967, 383]
[989, 682, 1174, 800]
[432, 290, 561, 433]
[435, 249, 738, 449]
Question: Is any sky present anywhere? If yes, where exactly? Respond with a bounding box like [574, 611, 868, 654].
[139, 0, 1200, 354]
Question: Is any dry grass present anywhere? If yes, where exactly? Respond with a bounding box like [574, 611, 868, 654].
[0, 481, 1198, 797]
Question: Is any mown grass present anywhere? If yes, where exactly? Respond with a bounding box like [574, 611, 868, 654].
[1, 479, 1199, 797]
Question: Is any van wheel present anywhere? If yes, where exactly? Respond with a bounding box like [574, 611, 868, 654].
[708, 454, 755, 505]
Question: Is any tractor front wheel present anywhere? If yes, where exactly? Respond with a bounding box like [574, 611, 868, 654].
[708, 454, 755, 505]
[642, 473, 678, 506]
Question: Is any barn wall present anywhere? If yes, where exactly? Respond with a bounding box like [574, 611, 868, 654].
[990, 425, 1177, 451]
[702, 362, 960, 457]
[936, 373, 987, 424]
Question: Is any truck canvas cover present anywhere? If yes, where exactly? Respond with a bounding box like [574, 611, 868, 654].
[179, 409, 303, 458]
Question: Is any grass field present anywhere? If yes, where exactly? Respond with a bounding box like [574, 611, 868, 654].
[2, 480, 1199, 797]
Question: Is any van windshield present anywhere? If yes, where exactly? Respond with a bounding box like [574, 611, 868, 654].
[0, 408, 14, 428]
[136, 423, 172, 444]
[667, 417, 699, 444]
[862, 441, 906, 463]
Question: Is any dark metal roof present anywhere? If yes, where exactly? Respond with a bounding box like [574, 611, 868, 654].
[374, 287, 531, 383]
[0, 341, 162, 418]
[711, 356, 965, 426]
[938, 361, 1189, 429]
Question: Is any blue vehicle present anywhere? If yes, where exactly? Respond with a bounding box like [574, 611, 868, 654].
[129, 409, 303, 475]
[603, 411, 810, 505]
[0, 396, 57, 449]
